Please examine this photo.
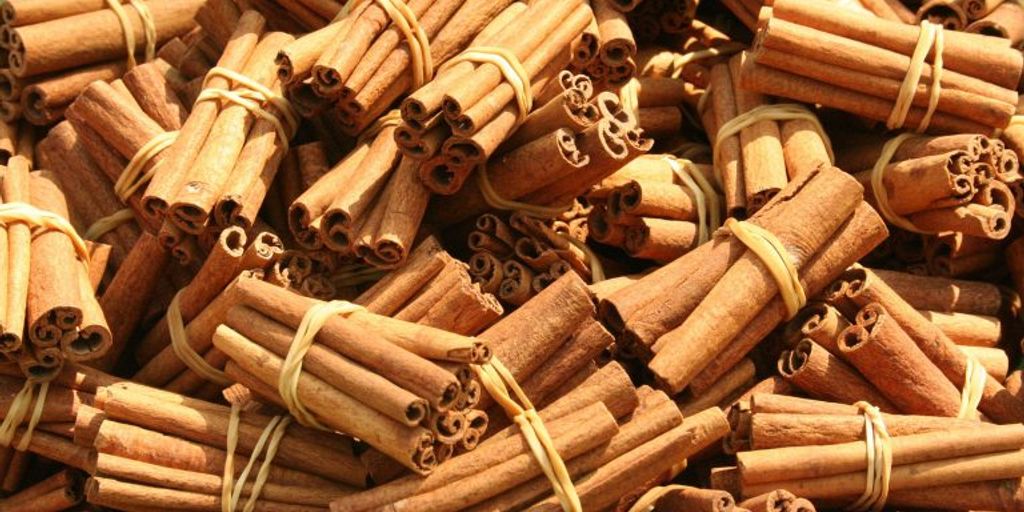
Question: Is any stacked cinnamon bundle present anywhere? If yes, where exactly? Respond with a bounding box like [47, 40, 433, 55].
[278, 0, 521, 133]
[333, 369, 729, 511]
[425, 93, 652, 227]
[287, 121, 432, 269]
[0, 363, 113, 475]
[703, 53, 833, 216]
[742, 0, 1022, 134]
[0, 0, 204, 125]
[835, 131, 1020, 240]
[587, 154, 717, 262]
[396, 0, 594, 190]
[79, 379, 365, 511]
[45, 57, 191, 260]
[601, 165, 887, 400]
[466, 210, 596, 306]
[355, 237, 503, 335]
[212, 276, 492, 474]
[721, 394, 1024, 509]
[798, 265, 1024, 422]
[142, 10, 301, 256]
[0, 160, 112, 381]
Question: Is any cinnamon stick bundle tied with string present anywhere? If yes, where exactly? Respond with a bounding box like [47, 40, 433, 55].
[826, 266, 1024, 423]
[742, 0, 1022, 134]
[0, 166, 113, 380]
[0, 0, 202, 127]
[212, 276, 490, 474]
[734, 423, 1024, 507]
[601, 165, 886, 395]
[703, 53, 832, 216]
[837, 131, 1020, 240]
[730, 393, 1002, 451]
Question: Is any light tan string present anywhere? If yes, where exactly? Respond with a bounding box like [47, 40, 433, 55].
[712, 104, 834, 188]
[887, 21, 944, 132]
[869, 132, 927, 233]
[669, 141, 711, 162]
[627, 484, 691, 512]
[472, 357, 580, 512]
[341, 0, 432, 88]
[445, 47, 532, 123]
[84, 209, 135, 241]
[167, 290, 232, 386]
[0, 203, 91, 264]
[477, 164, 572, 219]
[697, 85, 712, 118]
[196, 67, 300, 151]
[639, 43, 744, 79]
[357, 109, 403, 146]
[117, 130, 179, 202]
[281, 300, 364, 430]
[846, 401, 892, 512]
[476, 165, 604, 282]
[957, 352, 987, 420]
[725, 218, 806, 319]
[221, 403, 293, 512]
[0, 381, 50, 451]
[664, 156, 721, 245]
[105, 0, 157, 70]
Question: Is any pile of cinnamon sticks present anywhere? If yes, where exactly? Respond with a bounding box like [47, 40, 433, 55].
[4, 0, 1024, 510]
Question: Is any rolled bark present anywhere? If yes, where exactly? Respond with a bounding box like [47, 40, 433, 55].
[840, 267, 1024, 423]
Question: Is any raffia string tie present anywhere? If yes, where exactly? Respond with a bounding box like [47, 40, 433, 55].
[957, 351, 988, 419]
[221, 402, 292, 512]
[887, 21, 944, 132]
[664, 156, 721, 245]
[167, 289, 232, 386]
[0, 202, 90, 264]
[846, 401, 892, 512]
[725, 218, 806, 319]
[282, 300, 364, 429]
[445, 47, 533, 124]
[627, 484, 693, 512]
[869, 132, 927, 233]
[117, 130, 179, 202]
[476, 165, 604, 282]
[357, 109, 403, 146]
[713, 104, 834, 188]
[105, 0, 156, 70]
[196, 67, 300, 151]
[341, 0, 432, 88]
[84, 209, 136, 241]
[0, 380, 50, 452]
[472, 357, 581, 512]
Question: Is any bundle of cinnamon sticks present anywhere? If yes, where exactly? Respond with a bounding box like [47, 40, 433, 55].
[0, 160, 112, 381]
[0, 0, 204, 125]
[587, 154, 716, 262]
